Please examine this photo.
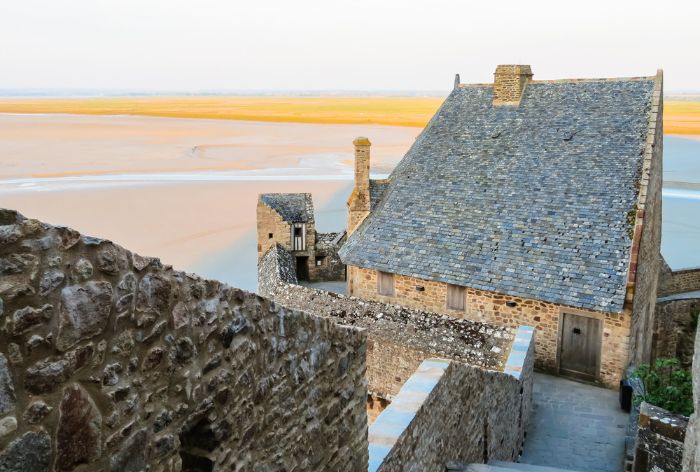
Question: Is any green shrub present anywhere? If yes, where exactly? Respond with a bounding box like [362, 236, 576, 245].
[632, 357, 694, 417]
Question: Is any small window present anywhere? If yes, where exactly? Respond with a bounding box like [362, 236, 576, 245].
[293, 226, 303, 237]
[315, 256, 325, 266]
[377, 271, 395, 296]
[446, 284, 465, 311]
[268, 233, 273, 239]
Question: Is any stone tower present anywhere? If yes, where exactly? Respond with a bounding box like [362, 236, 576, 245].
[493, 64, 533, 105]
[347, 137, 371, 235]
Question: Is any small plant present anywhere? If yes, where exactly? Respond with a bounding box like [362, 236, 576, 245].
[632, 357, 694, 417]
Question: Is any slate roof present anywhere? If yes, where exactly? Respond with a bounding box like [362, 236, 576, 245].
[260, 193, 314, 223]
[339, 78, 656, 313]
[369, 179, 390, 211]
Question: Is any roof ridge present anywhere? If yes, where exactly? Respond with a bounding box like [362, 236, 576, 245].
[457, 76, 656, 89]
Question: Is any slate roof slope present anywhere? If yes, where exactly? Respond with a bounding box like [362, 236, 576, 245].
[260, 193, 314, 223]
[369, 179, 390, 211]
[339, 78, 656, 313]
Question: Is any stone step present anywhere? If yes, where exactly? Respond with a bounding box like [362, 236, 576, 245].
[463, 462, 579, 472]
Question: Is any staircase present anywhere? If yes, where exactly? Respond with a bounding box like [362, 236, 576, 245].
[454, 461, 579, 472]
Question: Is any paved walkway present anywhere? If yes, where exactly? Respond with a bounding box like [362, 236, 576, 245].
[519, 373, 628, 472]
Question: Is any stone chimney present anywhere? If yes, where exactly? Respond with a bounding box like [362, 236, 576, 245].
[493, 65, 533, 105]
[347, 137, 371, 235]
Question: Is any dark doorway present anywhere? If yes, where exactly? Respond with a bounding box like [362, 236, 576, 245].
[296, 256, 309, 281]
[558, 313, 602, 381]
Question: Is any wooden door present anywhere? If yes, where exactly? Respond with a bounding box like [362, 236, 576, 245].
[559, 313, 602, 381]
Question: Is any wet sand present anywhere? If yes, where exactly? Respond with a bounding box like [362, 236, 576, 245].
[0, 114, 417, 179]
[0, 114, 418, 290]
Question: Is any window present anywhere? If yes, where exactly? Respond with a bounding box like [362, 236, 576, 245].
[315, 256, 325, 266]
[377, 271, 395, 296]
[291, 223, 306, 251]
[446, 284, 465, 311]
[268, 233, 273, 239]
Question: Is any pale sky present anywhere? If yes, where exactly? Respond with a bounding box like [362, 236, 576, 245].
[1, 0, 699, 92]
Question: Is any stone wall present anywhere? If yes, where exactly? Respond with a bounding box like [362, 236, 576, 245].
[659, 265, 700, 297]
[348, 265, 628, 387]
[682, 319, 700, 471]
[652, 298, 699, 367]
[627, 70, 664, 368]
[634, 402, 687, 472]
[368, 349, 534, 471]
[257, 199, 345, 283]
[259, 245, 514, 398]
[0, 209, 368, 471]
[312, 232, 346, 281]
[256, 198, 320, 281]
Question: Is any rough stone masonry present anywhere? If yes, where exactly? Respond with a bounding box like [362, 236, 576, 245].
[0, 209, 368, 471]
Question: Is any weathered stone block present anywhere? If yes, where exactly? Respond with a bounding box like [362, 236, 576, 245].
[10, 304, 53, 335]
[57, 281, 113, 351]
[0, 430, 52, 472]
[110, 428, 147, 472]
[56, 383, 102, 471]
[25, 358, 73, 395]
[0, 355, 15, 415]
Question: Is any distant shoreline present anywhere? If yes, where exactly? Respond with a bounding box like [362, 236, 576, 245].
[0, 96, 698, 133]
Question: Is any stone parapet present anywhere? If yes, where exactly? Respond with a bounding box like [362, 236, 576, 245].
[0, 209, 369, 471]
[368, 354, 534, 471]
[634, 402, 687, 472]
[258, 245, 515, 397]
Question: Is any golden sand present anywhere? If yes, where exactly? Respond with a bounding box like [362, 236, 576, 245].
[0, 96, 697, 136]
[0, 96, 444, 128]
[664, 101, 700, 136]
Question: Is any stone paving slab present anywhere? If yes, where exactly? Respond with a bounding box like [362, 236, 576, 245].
[519, 373, 628, 472]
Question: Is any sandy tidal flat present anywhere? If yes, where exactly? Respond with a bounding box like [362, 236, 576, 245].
[0, 114, 418, 290]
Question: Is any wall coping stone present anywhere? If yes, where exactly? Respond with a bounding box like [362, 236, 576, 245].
[368, 358, 451, 472]
[503, 326, 536, 380]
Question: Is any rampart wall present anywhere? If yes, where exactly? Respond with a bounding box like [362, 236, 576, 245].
[369, 328, 534, 471]
[0, 209, 368, 471]
[659, 264, 700, 297]
[259, 244, 515, 397]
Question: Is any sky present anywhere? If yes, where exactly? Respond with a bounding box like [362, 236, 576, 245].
[1, 0, 699, 93]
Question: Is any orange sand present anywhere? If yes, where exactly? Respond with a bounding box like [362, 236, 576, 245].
[0, 96, 444, 128]
[0, 97, 697, 137]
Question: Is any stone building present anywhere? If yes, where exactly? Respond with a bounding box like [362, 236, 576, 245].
[340, 65, 664, 387]
[257, 193, 345, 282]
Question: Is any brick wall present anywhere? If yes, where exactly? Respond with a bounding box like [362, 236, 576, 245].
[348, 265, 630, 387]
[0, 209, 368, 471]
